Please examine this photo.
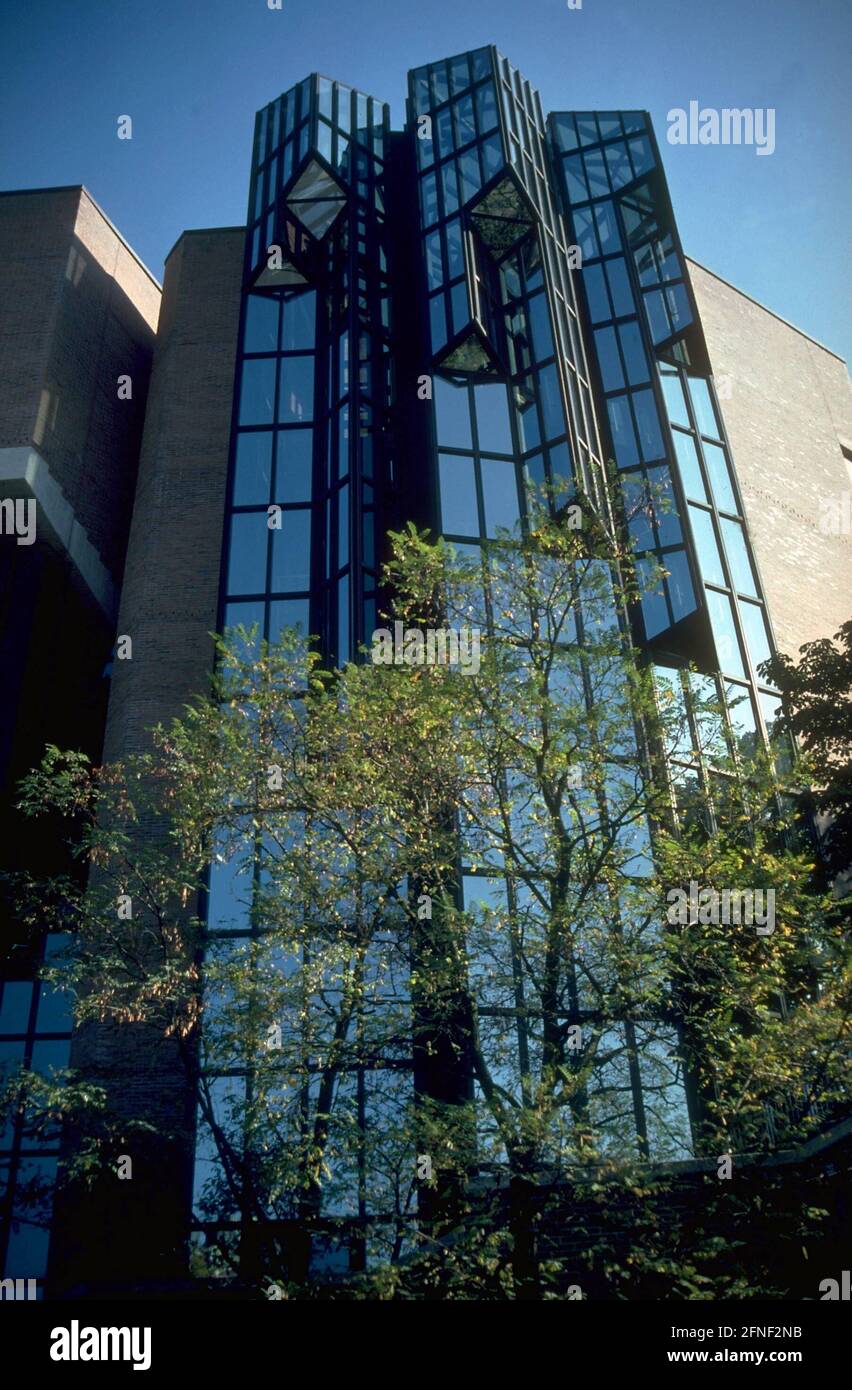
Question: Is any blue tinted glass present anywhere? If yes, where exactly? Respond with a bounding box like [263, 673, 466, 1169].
[628, 135, 655, 176]
[228, 512, 268, 595]
[455, 94, 475, 145]
[584, 147, 609, 196]
[551, 113, 578, 151]
[278, 356, 314, 423]
[0, 981, 33, 1033]
[703, 441, 737, 513]
[436, 106, 454, 159]
[239, 358, 276, 425]
[420, 172, 438, 226]
[439, 454, 479, 535]
[207, 836, 253, 932]
[594, 201, 621, 254]
[720, 518, 757, 597]
[425, 230, 443, 290]
[583, 262, 610, 323]
[281, 291, 316, 350]
[643, 288, 670, 344]
[471, 48, 491, 82]
[605, 258, 634, 316]
[563, 154, 588, 201]
[459, 147, 482, 202]
[271, 508, 311, 591]
[633, 388, 665, 462]
[233, 432, 273, 507]
[441, 160, 460, 214]
[576, 113, 598, 146]
[269, 598, 310, 642]
[244, 295, 279, 352]
[449, 54, 469, 95]
[474, 383, 513, 453]
[594, 326, 624, 392]
[607, 395, 639, 469]
[538, 364, 564, 441]
[451, 280, 469, 334]
[275, 429, 312, 503]
[665, 549, 695, 621]
[481, 132, 504, 178]
[476, 83, 498, 133]
[672, 430, 707, 502]
[435, 377, 473, 448]
[618, 321, 648, 385]
[659, 369, 690, 427]
[517, 393, 540, 452]
[688, 505, 725, 586]
[707, 589, 746, 678]
[647, 466, 681, 547]
[529, 293, 554, 364]
[622, 474, 654, 551]
[445, 219, 464, 278]
[688, 377, 720, 439]
[666, 283, 692, 334]
[740, 600, 772, 673]
[574, 208, 598, 260]
[338, 482, 349, 567]
[637, 556, 669, 638]
[549, 441, 573, 490]
[604, 141, 632, 189]
[726, 681, 758, 746]
[429, 293, 447, 352]
[31, 1037, 71, 1073]
[481, 459, 520, 535]
[337, 576, 350, 664]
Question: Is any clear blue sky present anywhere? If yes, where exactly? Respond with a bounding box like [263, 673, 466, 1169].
[1, 0, 849, 361]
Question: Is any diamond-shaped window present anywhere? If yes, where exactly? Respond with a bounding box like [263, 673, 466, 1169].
[286, 159, 346, 239]
[470, 172, 536, 257]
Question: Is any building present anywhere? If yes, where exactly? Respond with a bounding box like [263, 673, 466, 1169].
[0, 47, 849, 1298]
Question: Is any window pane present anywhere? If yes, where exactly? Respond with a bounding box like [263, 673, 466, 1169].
[278, 356, 314, 423]
[647, 466, 680, 547]
[425, 230, 443, 290]
[725, 682, 759, 757]
[594, 201, 621, 253]
[688, 505, 725, 586]
[583, 262, 610, 323]
[672, 429, 708, 502]
[740, 600, 772, 674]
[0, 982, 33, 1033]
[35, 983, 73, 1032]
[594, 326, 624, 392]
[481, 459, 520, 535]
[269, 598, 310, 642]
[604, 258, 634, 317]
[244, 295, 279, 352]
[233, 432, 273, 506]
[239, 358, 276, 425]
[538, 364, 564, 441]
[665, 548, 695, 621]
[429, 293, 447, 352]
[707, 589, 745, 678]
[439, 454, 479, 535]
[445, 218, 464, 278]
[688, 376, 720, 439]
[271, 509, 312, 591]
[281, 291, 316, 350]
[275, 429, 313, 503]
[720, 518, 758, 597]
[633, 388, 664, 462]
[528, 293, 554, 364]
[702, 441, 737, 513]
[227, 512, 268, 595]
[474, 383, 512, 453]
[618, 321, 648, 385]
[659, 369, 690, 428]
[435, 377, 473, 448]
[607, 395, 639, 469]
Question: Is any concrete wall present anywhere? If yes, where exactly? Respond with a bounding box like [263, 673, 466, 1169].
[689, 259, 852, 660]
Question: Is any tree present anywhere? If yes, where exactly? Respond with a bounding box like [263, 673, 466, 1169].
[3, 515, 848, 1299]
[760, 620, 852, 887]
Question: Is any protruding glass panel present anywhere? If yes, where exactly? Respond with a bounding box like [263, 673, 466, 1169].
[702, 441, 738, 514]
[707, 589, 746, 678]
[671, 429, 708, 502]
[659, 368, 690, 428]
[286, 160, 346, 238]
[720, 518, 758, 597]
[688, 376, 721, 440]
[739, 600, 772, 674]
[688, 505, 725, 586]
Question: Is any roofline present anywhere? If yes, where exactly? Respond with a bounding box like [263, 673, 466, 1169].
[686, 255, 847, 365]
[0, 183, 162, 293]
[164, 226, 246, 264]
